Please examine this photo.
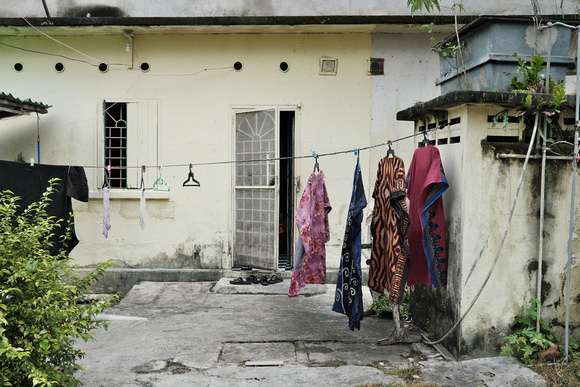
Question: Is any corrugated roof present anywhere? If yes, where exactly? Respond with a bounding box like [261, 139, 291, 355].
[0, 92, 50, 119]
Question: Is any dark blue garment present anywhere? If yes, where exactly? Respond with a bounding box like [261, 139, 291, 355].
[332, 161, 367, 330]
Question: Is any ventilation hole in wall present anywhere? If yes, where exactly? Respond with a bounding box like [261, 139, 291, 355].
[450, 136, 461, 144]
[449, 117, 461, 125]
[14, 63, 23, 72]
[55, 62, 65, 72]
[487, 115, 520, 123]
[234, 61, 243, 71]
[279, 62, 289, 72]
[140, 62, 150, 72]
[438, 138, 448, 145]
[98, 63, 109, 73]
[564, 117, 575, 126]
[487, 135, 519, 143]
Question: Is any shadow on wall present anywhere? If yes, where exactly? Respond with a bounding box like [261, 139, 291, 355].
[114, 240, 226, 269]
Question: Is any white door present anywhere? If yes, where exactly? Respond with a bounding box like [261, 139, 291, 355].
[233, 108, 279, 270]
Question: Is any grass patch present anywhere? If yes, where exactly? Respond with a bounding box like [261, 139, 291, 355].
[365, 363, 440, 386]
[532, 360, 580, 387]
[380, 364, 422, 381]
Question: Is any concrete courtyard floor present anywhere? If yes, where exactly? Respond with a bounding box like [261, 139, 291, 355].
[74, 279, 547, 386]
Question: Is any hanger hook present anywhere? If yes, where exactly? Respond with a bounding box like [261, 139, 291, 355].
[140, 165, 146, 189]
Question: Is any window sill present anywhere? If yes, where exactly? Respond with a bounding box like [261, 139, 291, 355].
[89, 189, 170, 200]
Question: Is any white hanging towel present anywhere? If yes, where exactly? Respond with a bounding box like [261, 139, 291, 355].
[140, 187, 146, 230]
[102, 186, 111, 238]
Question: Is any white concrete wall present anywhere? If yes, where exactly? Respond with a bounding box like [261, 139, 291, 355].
[0, 31, 375, 270]
[1, 0, 578, 17]
[445, 105, 579, 355]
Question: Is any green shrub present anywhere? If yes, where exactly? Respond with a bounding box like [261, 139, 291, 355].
[367, 293, 411, 321]
[0, 180, 118, 386]
[500, 298, 558, 365]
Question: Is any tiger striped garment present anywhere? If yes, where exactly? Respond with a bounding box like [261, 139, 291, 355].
[368, 156, 411, 305]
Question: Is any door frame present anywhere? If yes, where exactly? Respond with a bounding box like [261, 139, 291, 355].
[229, 105, 300, 271]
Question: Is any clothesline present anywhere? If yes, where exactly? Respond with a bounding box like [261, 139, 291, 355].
[82, 124, 448, 170]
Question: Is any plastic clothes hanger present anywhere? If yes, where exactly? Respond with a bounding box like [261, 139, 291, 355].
[386, 141, 395, 158]
[152, 166, 171, 192]
[183, 164, 201, 187]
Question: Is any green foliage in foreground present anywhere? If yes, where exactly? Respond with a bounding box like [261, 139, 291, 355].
[0, 180, 118, 386]
[500, 298, 558, 365]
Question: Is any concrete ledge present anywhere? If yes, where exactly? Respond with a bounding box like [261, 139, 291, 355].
[76, 268, 227, 297]
[76, 267, 370, 297]
[213, 277, 326, 295]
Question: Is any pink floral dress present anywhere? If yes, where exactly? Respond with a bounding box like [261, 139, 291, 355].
[289, 171, 332, 297]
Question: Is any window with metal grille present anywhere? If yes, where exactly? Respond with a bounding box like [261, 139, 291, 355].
[104, 102, 127, 188]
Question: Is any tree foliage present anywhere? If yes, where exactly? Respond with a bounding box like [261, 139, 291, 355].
[407, 0, 441, 14]
[0, 180, 118, 386]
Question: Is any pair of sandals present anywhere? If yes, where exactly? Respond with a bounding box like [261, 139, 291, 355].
[230, 274, 283, 286]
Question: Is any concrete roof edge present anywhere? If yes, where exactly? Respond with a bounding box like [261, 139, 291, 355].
[2, 14, 579, 28]
[0, 15, 473, 28]
[396, 90, 576, 121]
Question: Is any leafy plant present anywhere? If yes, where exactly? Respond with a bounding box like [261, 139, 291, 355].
[500, 298, 558, 365]
[569, 338, 580, 361]
[0, 180, 119, 386]
[494, 54, 567, 139]
[492, 109, 511, 132]
[407, 0, 440, 14]
[367, 293, 411, 321]
[419, 2, 469, 89]
[510, 53, 547, 92]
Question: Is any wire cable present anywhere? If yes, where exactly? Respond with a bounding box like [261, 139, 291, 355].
[18, 17, 234, 77]
[82, 123, 447, 170]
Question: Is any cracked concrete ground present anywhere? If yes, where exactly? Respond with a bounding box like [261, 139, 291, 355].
[74, 280, 547, 386]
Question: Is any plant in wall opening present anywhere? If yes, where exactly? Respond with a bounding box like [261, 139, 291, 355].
[0, 180, 119, 386]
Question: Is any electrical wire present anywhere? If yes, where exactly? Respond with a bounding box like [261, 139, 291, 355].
[0, 41, 100, 67]
[21, 17, 104, 65]
[422, 112, 541, 346]
[17, 17, 234, 77]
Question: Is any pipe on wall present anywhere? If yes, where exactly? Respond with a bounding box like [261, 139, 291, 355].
[41, 0, 50, 18]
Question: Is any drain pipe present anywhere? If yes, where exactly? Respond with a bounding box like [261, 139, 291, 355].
[536, 123, 547, 332]
[536, 30, 551, 333]
[41, 0, 51, 18]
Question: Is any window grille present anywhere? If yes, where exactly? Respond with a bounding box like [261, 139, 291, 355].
[104, 102, 127, 188]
